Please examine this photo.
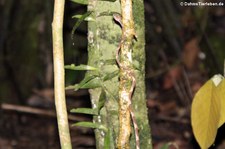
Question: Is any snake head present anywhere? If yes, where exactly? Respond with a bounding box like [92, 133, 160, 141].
[113, 13, 122, 28]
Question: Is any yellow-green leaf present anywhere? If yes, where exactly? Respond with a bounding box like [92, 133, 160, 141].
[70, 108, 98, 115]
[65, 64, 98, 71]
[191, 80, 221, 149]
[71, 11, 93, 39]
[70, 0, 88, 5]
[218, 79, 225, 127]
[72, 122, 107, 132]
[72, 15, 95, 21]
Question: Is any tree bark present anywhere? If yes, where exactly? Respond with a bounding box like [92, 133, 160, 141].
[87, 0, 152, 148]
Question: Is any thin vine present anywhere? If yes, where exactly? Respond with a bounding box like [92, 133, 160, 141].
[52, 0, 72, 148]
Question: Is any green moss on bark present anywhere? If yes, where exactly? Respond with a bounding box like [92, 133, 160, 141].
[87, 0, 152, 148]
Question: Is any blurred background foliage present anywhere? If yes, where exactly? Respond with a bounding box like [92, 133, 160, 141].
[0, 0, 224, 148]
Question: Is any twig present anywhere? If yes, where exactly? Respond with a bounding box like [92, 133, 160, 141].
[1, 103, 85, 122]
[182, 67, 193, 100]
[159, 50, 186, 103]
[156, 114, 189, 124]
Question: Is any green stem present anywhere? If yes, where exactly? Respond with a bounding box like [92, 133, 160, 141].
[52, 0, 72, 148]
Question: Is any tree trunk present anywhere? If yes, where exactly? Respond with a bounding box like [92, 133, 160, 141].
[87, 0, 152, 148]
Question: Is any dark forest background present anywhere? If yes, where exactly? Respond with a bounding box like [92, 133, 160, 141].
[0, 0, 224, 148]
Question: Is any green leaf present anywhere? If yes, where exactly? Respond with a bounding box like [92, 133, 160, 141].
[65, 85, 76, 90]
[70, 108, 98, 115]
[70, 0, 88, 5]
[99, 0, 116, 2]
[104, 131, 110, 149]
[72, 15, 95, 21]
[132, 60, 141, 71]
[74, 74, 98, 90]
[97, 89, 106, 113]
[103, 70, 119, 81]
[104, 128, 113, 149]
[71, 11, 93, 39]
[98, 11, 119, 18]
[79, 77, 102, 89]
[65, 64, 98, 71]
[67, 74, 97, 90]
[72, 122, 107, 131]
[191, 78, 221, 149]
